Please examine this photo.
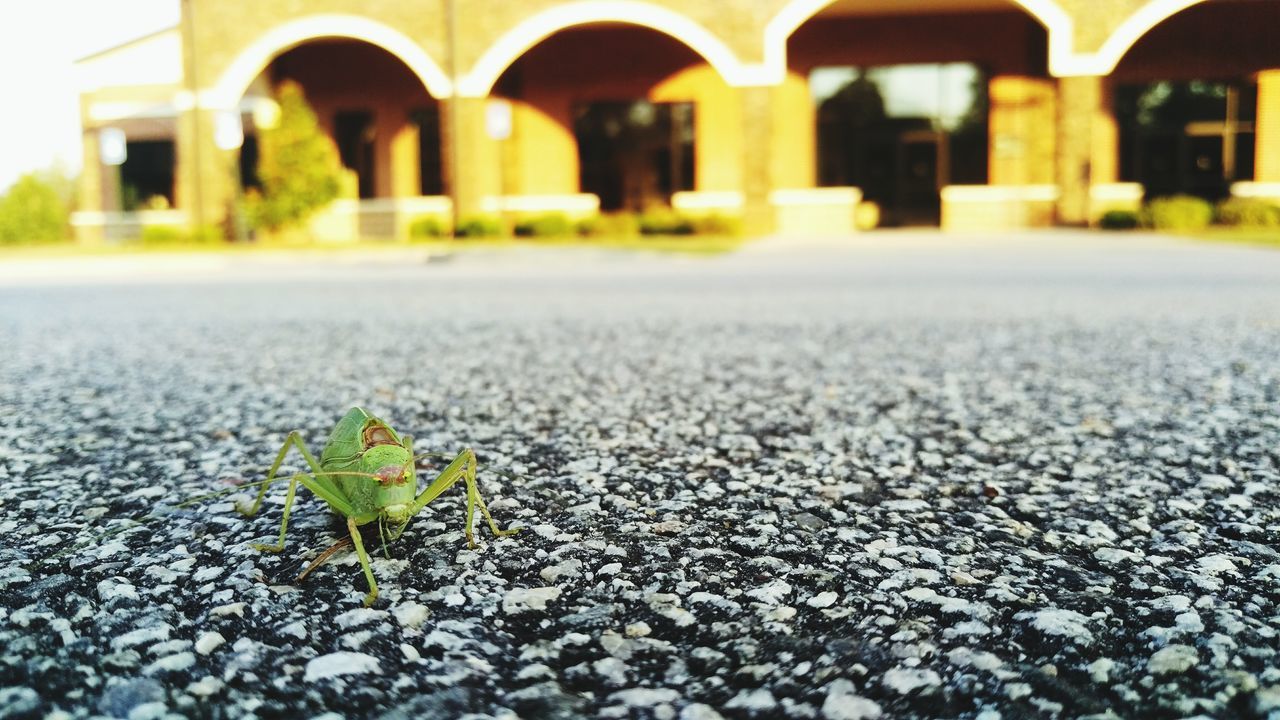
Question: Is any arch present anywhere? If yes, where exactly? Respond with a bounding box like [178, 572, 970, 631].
[761, 0, 1080, 81]
[1091, 0, 1211, 75]
[199, 14, 452, 109]
[456, 1, 755, 97]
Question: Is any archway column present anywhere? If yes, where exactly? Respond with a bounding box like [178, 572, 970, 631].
[1055, 74, 1102, 225]
[176, 106, 237, 232]
[740, 85, 775, 235]
[989, 75, 1057, 186]
[1091, 80, 1119, 186]
[1257, 70, 1280, 184]
[441, 95, 501, 222]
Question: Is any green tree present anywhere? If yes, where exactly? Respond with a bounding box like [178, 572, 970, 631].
[0, 171, 70, 245]
[244, 80, 343, 233]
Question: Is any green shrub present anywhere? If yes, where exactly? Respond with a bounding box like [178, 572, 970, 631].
[454, 215, 503, 238]
[637, 209, 695, 236]
[691, 214, 742, 236]
[244, 80, 344, 233]
[514, 213, 573, 238]
[1214, 197, 1280, 228]
[409, 216, 449, 239]
[1145, 195, 1213, 232]
[0, 172, 69, 245]
[577, 213, 640, 238]
[855, 201, 881, 231]
[1098, 210, 1140, 230]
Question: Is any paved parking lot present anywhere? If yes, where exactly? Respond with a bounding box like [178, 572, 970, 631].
[1, 232, 1278, 718]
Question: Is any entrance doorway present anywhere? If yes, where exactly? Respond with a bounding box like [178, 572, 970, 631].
[813, 64, 987, 225]
[334, 110, 376, 199]
[574, 100, 694, 211]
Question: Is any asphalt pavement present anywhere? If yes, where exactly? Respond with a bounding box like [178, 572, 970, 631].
[1, 231, 1278, 719]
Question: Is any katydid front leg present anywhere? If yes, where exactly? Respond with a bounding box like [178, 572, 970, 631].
[347, 516, 380, 606]
[237, 431, 327, 517]
[237, 431, 350, 552]
[409, 448, 521, 547]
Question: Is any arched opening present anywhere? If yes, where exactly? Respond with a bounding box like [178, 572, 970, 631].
[486, 23, 736, 213]
[243, 40, 442, 198]
[235, 38, 446, 237]
[782, 0, 1052, 227]
[1108, 0, 1280, 199]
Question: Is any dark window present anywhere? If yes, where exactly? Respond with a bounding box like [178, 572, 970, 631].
[239, 134, 259, 191]
[574, 101, 694, 211]
[1116, 80, 1257, 199]
[335, 110, 376, 198]
[120, 140, 175, 210]
[411, 107, 444, 196]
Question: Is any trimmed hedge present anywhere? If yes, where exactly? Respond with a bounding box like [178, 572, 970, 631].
[576, 213, 640, 238]
[1145, 195, 1213, 232]
[637, 210, 695, 236]
[138, 224, 223, 246]
[1098, 210, 1140, 230]
[409, 216, 448, 239]
[1214, 197, 1280, 228]
[514, 213, 574, 238]
[454, 215, 503, 238]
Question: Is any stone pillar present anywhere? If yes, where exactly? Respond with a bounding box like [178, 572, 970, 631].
[740, 85, 774, 236]
[176, 106, 234, 232]
[1055, 75, 1102, 225]
[441, 95, 498, 221]
[1256, 69, 1280, 183]
[771, 71, 815, 190]
[390, 120, 421, 198]
[1091, 80, 1119, 186]
[77, 128, 106, 243]
[988, 75, 1057, 186]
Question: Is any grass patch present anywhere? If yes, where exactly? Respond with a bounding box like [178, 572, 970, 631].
[1179, 227, 1280, 249]
[0, 233, 749, 262]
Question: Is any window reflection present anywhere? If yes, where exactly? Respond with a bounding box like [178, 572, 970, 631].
[1116, 80, 1257, 199]
[575, 101, 695, 212]
[813, 64, 988, 225]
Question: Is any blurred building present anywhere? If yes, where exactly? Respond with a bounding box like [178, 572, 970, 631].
[74, 0, 1280, 240]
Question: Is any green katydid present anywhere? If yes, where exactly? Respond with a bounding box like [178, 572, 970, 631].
[236, 407, 521, 606]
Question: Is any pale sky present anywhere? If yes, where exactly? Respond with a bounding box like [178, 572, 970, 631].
[0, 0, 179, 193]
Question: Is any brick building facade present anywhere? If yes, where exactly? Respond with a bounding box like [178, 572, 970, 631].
[75, 0, 1280, 239]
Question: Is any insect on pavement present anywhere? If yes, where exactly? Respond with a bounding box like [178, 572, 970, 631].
[237, 407, 522, 605]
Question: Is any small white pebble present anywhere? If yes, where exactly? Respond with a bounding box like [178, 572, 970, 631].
[186, 676, 223, 697]
[392, 601, 430, 629]
[194, 631, 225, 655]
[208, 602, 244, 618]
[807, 591, 838, 609]
[304, 652, 381, 682]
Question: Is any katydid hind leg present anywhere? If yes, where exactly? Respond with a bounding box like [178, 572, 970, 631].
[296, 536, 353, 584]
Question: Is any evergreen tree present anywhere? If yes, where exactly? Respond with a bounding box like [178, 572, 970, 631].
[245, 80, 342, 233]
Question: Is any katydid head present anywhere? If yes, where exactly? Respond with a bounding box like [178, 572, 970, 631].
[329, 414, 416, 520]
[357, 437, 417, 511]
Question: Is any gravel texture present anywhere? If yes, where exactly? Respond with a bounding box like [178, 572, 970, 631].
[1, 233, 1279, 719]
